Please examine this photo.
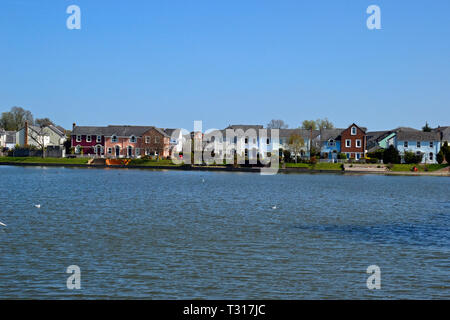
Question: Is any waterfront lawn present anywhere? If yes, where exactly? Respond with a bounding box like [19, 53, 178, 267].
[389, 164, 448, 172]
[312, 163, 344, 171]
[284, 162, 343, 171]
[284, 163, 310, 168]
[128, 158, 181, 166]
[0, 156, 89, 164]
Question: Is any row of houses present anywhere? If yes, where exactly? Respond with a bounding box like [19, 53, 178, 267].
[2, 121, 449, 164]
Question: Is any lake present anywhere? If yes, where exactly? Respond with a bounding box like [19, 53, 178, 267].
[0, 165, 449, 299]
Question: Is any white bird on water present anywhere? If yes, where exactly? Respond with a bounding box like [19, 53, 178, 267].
[0, 221, 6, 227]
[272, 205, 277, 210]
[34, 204, 41, 209]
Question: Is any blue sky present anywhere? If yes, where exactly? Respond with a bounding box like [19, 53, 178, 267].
[0, 0, 449, 131]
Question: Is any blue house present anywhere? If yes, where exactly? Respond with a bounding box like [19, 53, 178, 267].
[319, 129, 343, 161]
[387, 130, 441, 164]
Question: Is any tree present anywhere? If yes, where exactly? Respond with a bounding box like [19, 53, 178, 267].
[422, 122, 431, 132]
[436, 150, 444, 164]
[28, 125, 49, 158]
[267, 119, 288, 129]
[288, 134, 305, 163]
[35, 118, 54, 127]
[301, 120, 317, 130]
[441, 141, 450, 163]
[383, 145, 400, 164]
[316, 118, 334, 130]
[0, 106, 34, 131]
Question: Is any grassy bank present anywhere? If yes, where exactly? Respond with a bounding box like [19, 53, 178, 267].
[128, 158, 182, 167]
[389, 164, 448, 172]
[0, 156, 89, 164]
[284, 162, 343, 171]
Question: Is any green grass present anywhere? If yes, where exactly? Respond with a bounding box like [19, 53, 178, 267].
[284, 163, 311, 168]
[312, 163, 343, 171]
[128, 158, 181, 166]
[284, 162, 343, 170]
[0, 156, 89, 164]
[389, 164, 449, 172]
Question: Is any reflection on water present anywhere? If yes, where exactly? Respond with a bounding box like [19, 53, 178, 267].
[0, 166, 449, 299]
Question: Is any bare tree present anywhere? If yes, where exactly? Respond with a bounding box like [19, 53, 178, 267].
[28, 125, 49, 158]
[288, 134, 305, 163]
[316, 118, 334, 130]
[267, 119, 289, 129]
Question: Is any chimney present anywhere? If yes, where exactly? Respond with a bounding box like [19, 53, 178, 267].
[24, 121, 29, 146]
[73, 123, 76, 131]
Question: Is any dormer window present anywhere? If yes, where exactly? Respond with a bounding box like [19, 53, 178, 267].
[86, 135, 92, 143]
[76, 135, 81, 142]
[112, 135, 118, 142]
[329, 139, 335, 147]
[96, 135, 102, 143]
[130, 135, 136, 143]
[351, 127, 357, 135]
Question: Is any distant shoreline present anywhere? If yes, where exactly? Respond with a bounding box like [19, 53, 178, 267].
[1, 161, 449, 176]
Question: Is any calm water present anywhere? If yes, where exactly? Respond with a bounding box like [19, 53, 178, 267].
[0, 166, 449, 299]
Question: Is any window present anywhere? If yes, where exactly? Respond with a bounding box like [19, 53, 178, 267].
[430, 141, 434, 148]
[404, 141, 408, 148]
[96, 135, 102, 143]
[267, 138, 270, 144]
[356, 139, 361, 148]
[356, 153, 361, 160]
[112, 135, 118, 143]
[345, 139, 351, 147]
[75, 145, 81, 153]
[416, 141, 421, 148]
[107, 147, 112, 154]
[76, 135, 81, 142]
[130, 136, 136, 143]
[86, 135, 92, 143]
[329, 139, 335, 147]
[155, 136, 160, 143]
[136, 148, 140, 156]
[145, 136, 150, 143]
[429, 152, 433, 161]
[245, 138, 248, 144]
[346, 153, 350, 159]
[351, 127, 357, 135]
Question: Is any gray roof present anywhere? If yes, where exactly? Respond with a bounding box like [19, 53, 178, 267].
[319, 128, 345, 142]
[277, 129, 320, 139]
[441, 127, 450, 140]
[396, 129, 440, 141]
[48, 125, 66, 137]
[72, 125, 169, 137]
[226, 124, 264, 131]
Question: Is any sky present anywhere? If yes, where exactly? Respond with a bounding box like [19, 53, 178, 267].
[0, 0, 449, 132]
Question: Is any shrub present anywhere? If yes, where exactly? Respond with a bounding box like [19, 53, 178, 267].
[383, 145, 400, 164]
[404, 151, 422, 164]
[309, 156, 317, 165]
[338, 153, 347, 160]
[436, 151, 444, 164]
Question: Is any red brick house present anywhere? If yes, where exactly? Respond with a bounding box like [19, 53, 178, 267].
[340, 123, 367, 160]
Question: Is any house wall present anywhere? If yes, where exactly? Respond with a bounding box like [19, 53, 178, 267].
[72, 134, 105, 155]
[340, 125, 366, 159]
[104, 136, 141, 158]
[321, 141, 341, 159]
[395, 138, 441, 163]
[138, 128, 170, 157]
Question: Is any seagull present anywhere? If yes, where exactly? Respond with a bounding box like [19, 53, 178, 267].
[34, 204, 41, 209]
[272, 205, 277, 210]
[0, 221, 6, 227]
[202, 178, 205, 183]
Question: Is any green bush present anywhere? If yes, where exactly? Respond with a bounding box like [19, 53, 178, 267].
[436, 151, 444, 164]
[383, 145, 400, 164]
[404, 151, 423, 164]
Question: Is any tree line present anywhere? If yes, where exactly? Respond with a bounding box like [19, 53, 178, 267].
[0, 106, 57, 131]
